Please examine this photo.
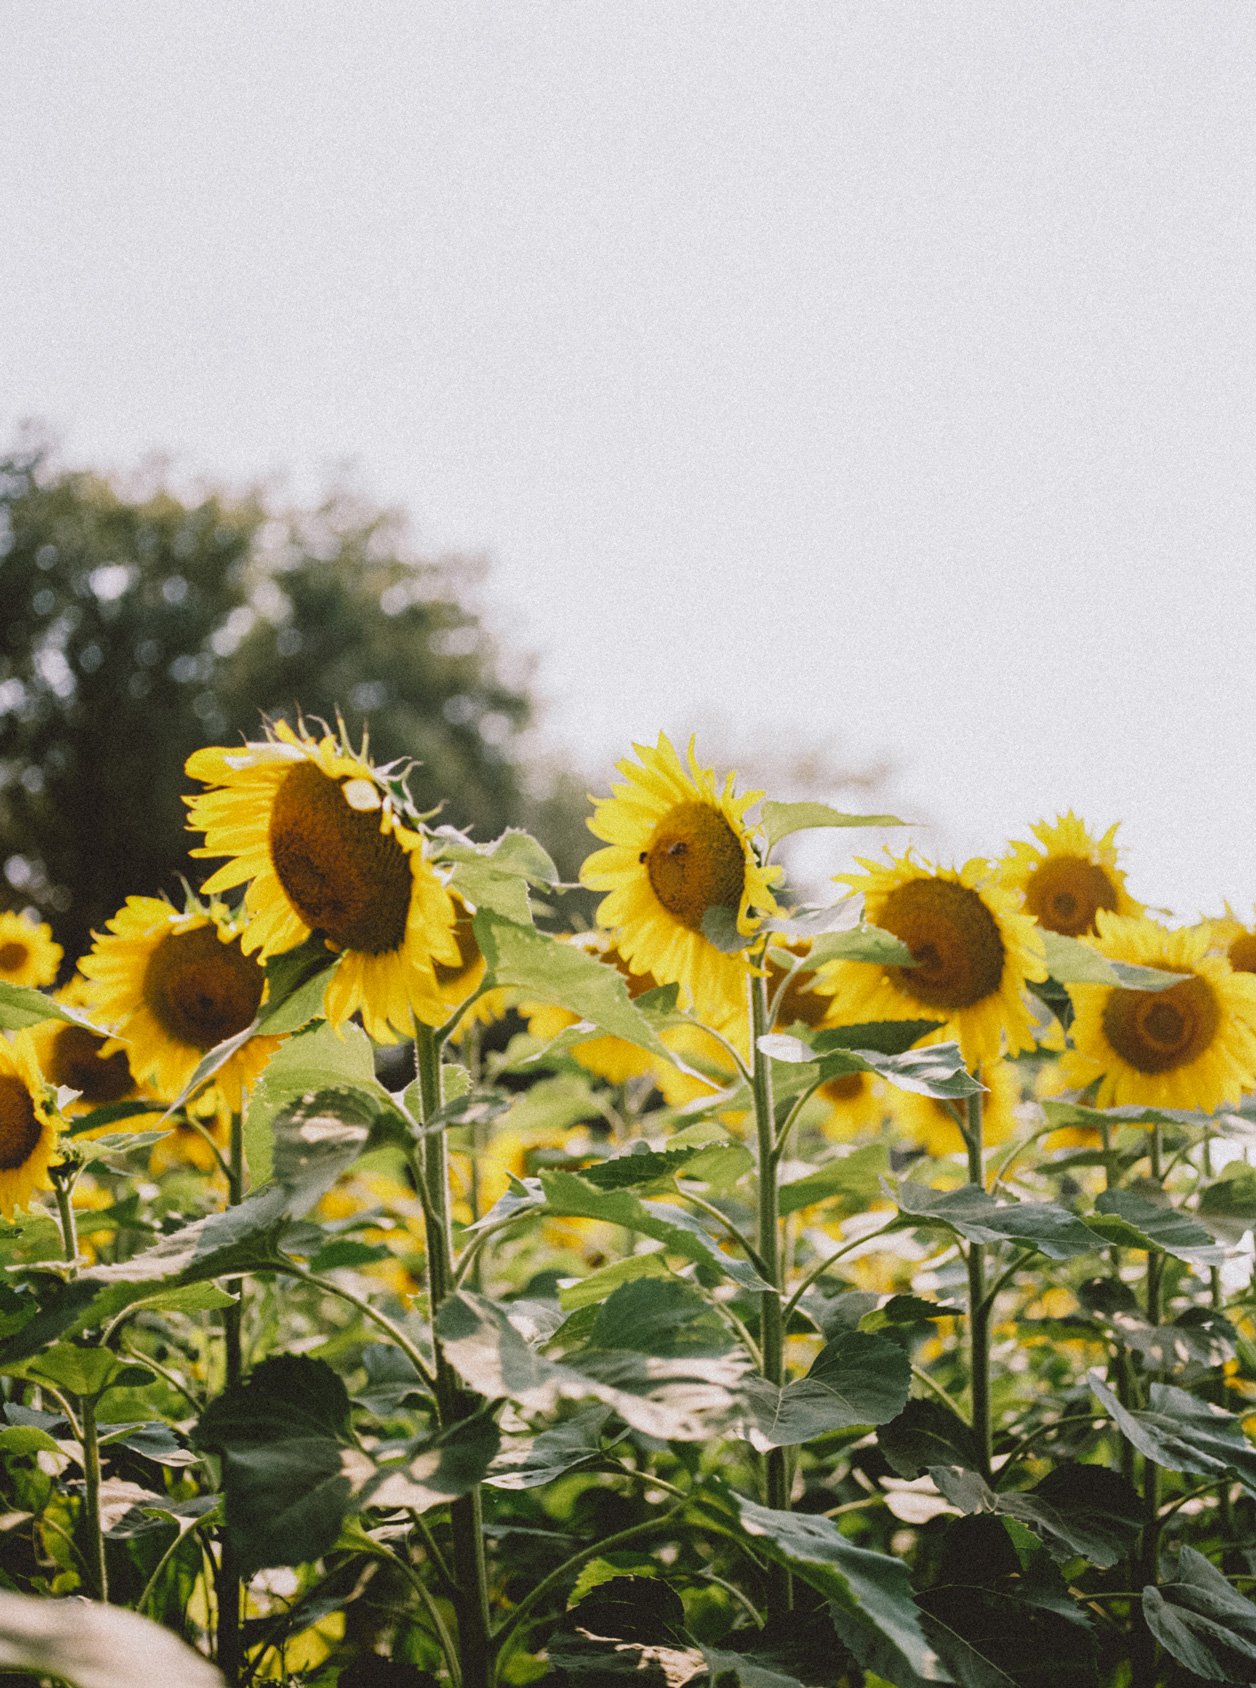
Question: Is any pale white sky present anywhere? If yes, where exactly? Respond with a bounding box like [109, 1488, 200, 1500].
[2, 4, 1254, 918]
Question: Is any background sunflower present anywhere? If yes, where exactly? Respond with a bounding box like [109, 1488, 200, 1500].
[998, 812, 1142, 937]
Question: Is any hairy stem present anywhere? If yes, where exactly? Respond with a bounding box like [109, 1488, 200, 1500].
[964, 1087, 992, 1478]
[79, 1395, 108, 1601]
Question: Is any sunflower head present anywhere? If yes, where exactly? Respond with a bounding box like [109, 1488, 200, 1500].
[998, 813, 1142, 938]
[1060, 912, 1256, 1110]
[80, 895, 280, 1111]
[580, 734, 780, 1020]
[818, 852, 1046, 1067]
[0, 911, 62, 990]
[186, 720, 460, 1040]
[1203, 907, 1256, 977]
[0, 1031, 63, 1219]
[28, 978, 142, 1115]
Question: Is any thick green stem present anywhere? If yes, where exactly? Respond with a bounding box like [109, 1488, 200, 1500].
[79, 1395, 108, 1601]
[964, 1088, 992, 1478]
[414, 1020, 492, 1688]
[750, 969, 790, 1620]
[217, 1112, 245, 1686]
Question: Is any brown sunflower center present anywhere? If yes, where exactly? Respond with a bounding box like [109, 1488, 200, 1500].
[768, 954, 828, 1029]
[878, 877, 1006, 1011]
[1101, 974, 1220, 1074]
[643, 801, 745, 933]
[49, 1025, 133, 1103]
[821, 1072, 865, 1103]
[143, 924, 265, 1051]
[269, 761, 412, 954]
[0, 942, 30, 972]
[0, 1074, 41, 1171]
[1229, 934, 1256, 975]
[1023, 855, 1119, 937]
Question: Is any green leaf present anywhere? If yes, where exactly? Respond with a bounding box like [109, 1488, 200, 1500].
[558, 1253, 676, 1311]
[700, 1647, 806, 1688]
[487, 1405, 614, 1490]
[861, 1295, 964, 1330]
[702, 904, 750, 954]
[1039, 1099, 1205, 1137]
[778, 1143, 891, 1218]
[438, 827, 559, 887]
[568, 1551, 663, 1606]
[310, 1238, 392, 1272]
[800, 925, 916, 969]
[1040, 931, 1188, 991]
[1088, 1372, 1256, 1493]
[1088, 1189, 1225, 1266]
[892, 1181, 1103, 1260]
[268, 1085, 404, 1204]
[759, 1032, 982, 1101]
[539, 1170, 769, 1291]
[256, 963, 337, 1036]
[474, 912, 675, 1062]
[243, 1019, 377, 1184]
[1142, 1546, 1256, 1684]
[0, 981, 105, 1032]
[1196, 1167, 1256, 1244]
[760, 801, 906, 847]
[1106, 1306, 1237, 1370]
[578, 1139, 738, 1193]
[365, 1414, 500, 1512]
[918, 1578, 1097, 1688]
[81, 1185, 291, 1299]
[878, 1398, 985, 1479]
[0, 1587, 223, 1688]
[547, 1577, 697, 1684]
[0, 1425, 62, 1457]
[929, 1463, 1142, 1569]
[450, 858, 533, 924]
[16, 1343, 139, 1399]
[434, 1290, 743, 1441]
[353, 1344, 427, 1415]
[813, 1020, 944, 1057]
[588, 1277, 732, 1358]
[739, 1330, 910, 1450]
[711, 1491, 945, 1686]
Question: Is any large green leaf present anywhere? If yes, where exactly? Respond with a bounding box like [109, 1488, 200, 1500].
[365, 1415, 500, 1512]
[813, 1020, 945, 1057]
[1089, 1373, 1256, 1492]
[539, 1169, 769, 1291]
[1040, 932, 1188, 991]
[759, 1032, 982, 1101]
[243, 1019, 378, 1183]
[1142, 1546, 1256, 1684]
[1196, 1167, 1256, 1244]
[547, 1577, 698, 1685]
[474, 912, 674, 1062]
[738, 1330, 910, 1450]
[0, 981, 105, 1032]
[892, 1181, 1103, 1260]
[760, 801, 906, 847]
[434, 1290, 743, 1441]
[711, 1491, 945, 1685]
[878, 1398, 985, 1479]
[778, 1143, 890, 1218]
[587, 1277, 732, 1358]
[578, 1138, 744, 1193]
[438, 827, 559, 887]
[0, 1589, 223, 1688]
[929, 1462, 1142, 1569]
[558, 1253, 677, 1312]
[1087, 1189, 1225, 1266]
[1039, 1099, 1207, 1136]
[487, 1405, 614, 1490]
[790, 925, 915, 969]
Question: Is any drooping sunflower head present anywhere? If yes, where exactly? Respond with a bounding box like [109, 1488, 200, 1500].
[80, 895, 281, 1112]
[28, 976, 143, 1115]
[997, 812, 1142, 938]
[817, 852, 1047, 1067]
[1060, 911, 1256, 1111]
[580, 734, 780, 1021]
[186, 720, 460, 1041]
[0, 1031, 62, 1219]
[0, 911, 62, 990]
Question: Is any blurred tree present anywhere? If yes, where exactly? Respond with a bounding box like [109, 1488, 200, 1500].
[0, 441, 544, 966]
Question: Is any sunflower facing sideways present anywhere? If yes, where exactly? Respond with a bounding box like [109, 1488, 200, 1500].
[998, 812, 1142, 937]
[80, 896, 281, 1112]
[1059, 911, 1256, 1111]
[0, 1030, 62, 1219]
[0, 911, 62, 990]
[818, 852, 1047, 1068]
[580, 734, 780, 1021]
[185, 720, 461, 1041]
[29, 977, 144, 1116]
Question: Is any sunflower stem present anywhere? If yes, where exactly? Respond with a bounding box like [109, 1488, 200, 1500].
[79, 1393, 108, 1602]
[963, 1087, 993, 1478]
[49, 1161, 81, 1273]
[217, 1111, 245, 1686]
[413, 1018, 492, 1688]
[750, 968, 791, 1621]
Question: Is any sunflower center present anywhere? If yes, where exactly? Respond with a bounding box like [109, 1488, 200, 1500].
[0, 942, 30, 972]
[878, 877, 1006, 1011]
[1101, 974, 1220, 1074]
[822, 1072, 865, 1102]
[269, 761, 412, 954]
[1023, 855, 1119, 937]
[1229, 934, 1256, 974]
[49, 1026, 133, 1104]
[0, 1075, 40, 1171]
[142, 924, 265, 1051]
[644, 802, 746, 933]
[768, 956, 828, 1029]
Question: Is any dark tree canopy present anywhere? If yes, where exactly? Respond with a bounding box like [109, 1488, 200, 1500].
[0, 445, 548, 966]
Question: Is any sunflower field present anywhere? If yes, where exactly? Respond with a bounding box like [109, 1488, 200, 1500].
[4, 725, 1256, 1688]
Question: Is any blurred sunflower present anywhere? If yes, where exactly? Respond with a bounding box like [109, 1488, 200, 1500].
[998, 812, 1141, 937]
[1205, 906, 1256, 976]
[580, 734, 780, 1021]
[521, 933, 659, 1085]
[433, 891, 488, 1021]
[0, 1030, 61, 1218]
[29, 977, 145, 1116]
[1060, 912, 1256, 1110]
[81, 897, 280, 1111]
[814, 1059, 1019, 1158]
[819, 853, 1046, 1067]
[0, 911, 62, 989]
[149, 1094, 229, 1177]
[185, 721, 459, 1041]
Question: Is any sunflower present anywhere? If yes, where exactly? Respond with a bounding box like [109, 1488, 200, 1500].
[1059, 912, 1256, 1111]
[998, 812, 1142, 937]
[28, 976, 146, 1116]
[0, 911, 62, 989]
[818, 852, 1047, 1067]
[521, 933, 659, 1085]
[185, 721, 460, 1042]
[0, 1031, 62, 1218]
[1204, 906, 1256, 976]
[80, 897, 281, 1112]
[580, 735, 780, 1022]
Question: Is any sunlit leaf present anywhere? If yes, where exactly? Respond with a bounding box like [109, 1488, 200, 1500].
[1089, 1372, 1256, 1492]
[0, 1589, 224, 1688]
[487, 1405, 614, 1490]
[1087, 1189, 1225, 1266]
[892, 1181, 1103, 1260]
[1040, 931, 1189, 991]
[760, 801, 906, 847]
[243, 1019, 377, 1183]
[738, 1331, 910, 1450]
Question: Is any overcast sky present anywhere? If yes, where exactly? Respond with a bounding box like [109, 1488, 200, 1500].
[3, 4, 1254, 918]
